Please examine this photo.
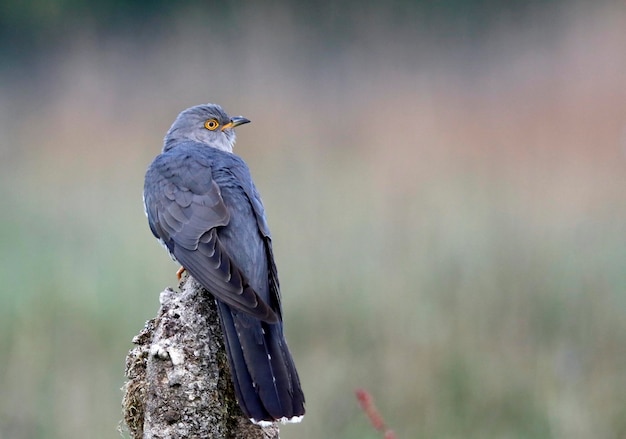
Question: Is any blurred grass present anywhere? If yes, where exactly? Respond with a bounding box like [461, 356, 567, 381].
[1, 3, 626, 439]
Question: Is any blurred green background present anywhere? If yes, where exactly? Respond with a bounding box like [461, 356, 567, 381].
[1, 1, 626, 438]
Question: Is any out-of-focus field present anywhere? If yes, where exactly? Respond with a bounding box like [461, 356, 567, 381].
[1, 3, 626, 438]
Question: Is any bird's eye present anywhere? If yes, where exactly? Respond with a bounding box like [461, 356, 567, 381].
[204, 119, 219, 131]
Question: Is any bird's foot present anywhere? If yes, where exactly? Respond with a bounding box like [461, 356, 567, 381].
[176, 266, 186, 281]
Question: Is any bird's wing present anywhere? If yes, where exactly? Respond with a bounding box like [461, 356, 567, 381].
[230, 166, 284, 319]
[144, 151, 278, 322]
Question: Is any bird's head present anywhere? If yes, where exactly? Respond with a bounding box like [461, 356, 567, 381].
[163, 103, 250, 153]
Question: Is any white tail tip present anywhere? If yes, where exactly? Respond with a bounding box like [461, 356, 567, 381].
[251, 415, 304, 427]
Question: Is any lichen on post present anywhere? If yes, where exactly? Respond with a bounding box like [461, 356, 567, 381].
[121, 276, 279, 439]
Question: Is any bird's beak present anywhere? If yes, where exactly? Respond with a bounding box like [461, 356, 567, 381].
[221, 116, 250, 131]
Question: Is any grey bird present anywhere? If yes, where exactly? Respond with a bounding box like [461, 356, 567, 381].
[143, 103, 305, 424]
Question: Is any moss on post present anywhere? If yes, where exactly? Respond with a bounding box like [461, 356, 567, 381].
[122, 276, 279, 439]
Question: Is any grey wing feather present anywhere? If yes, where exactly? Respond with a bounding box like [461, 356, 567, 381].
[145, 152, 277, 322]
[225, 164, 284, 318]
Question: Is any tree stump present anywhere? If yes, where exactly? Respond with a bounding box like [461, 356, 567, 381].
[122, 276, 279, 439]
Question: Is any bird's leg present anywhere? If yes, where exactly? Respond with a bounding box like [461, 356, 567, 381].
[176, 266, 186, 280]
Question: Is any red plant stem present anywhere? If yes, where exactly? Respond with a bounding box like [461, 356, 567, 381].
[355, 388, 396, 439]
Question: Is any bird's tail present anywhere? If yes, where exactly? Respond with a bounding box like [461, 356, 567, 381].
[216, 301, 305, 424]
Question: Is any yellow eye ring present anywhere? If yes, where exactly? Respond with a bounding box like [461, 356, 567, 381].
[204, 119, 219, 131]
